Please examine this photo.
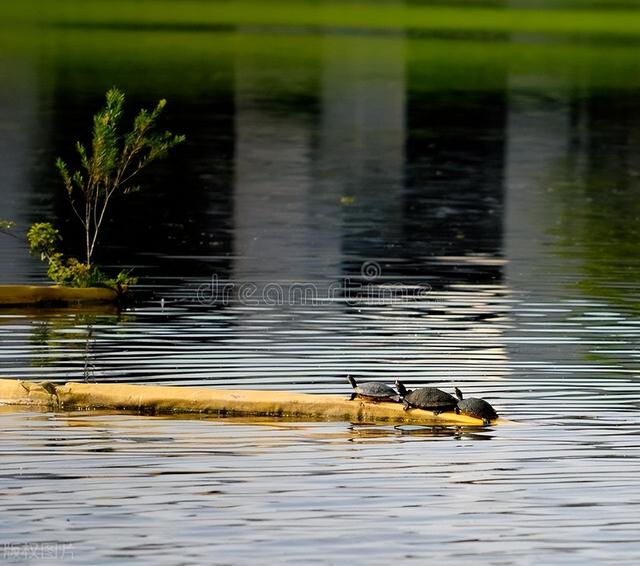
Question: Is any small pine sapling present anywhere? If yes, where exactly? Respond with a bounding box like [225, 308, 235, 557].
[55, 86, 185, 267]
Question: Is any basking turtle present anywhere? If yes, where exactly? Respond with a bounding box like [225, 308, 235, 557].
[348, 375, 399, 402]
[454, 387, 498, 424]
[395, 380, 457, 414]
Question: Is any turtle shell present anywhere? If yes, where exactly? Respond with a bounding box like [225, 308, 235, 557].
[404, 387, 457, 413]
[456, 398, 498, 424]
[355, 381, 398, 399]
[348, 376, 398, 401]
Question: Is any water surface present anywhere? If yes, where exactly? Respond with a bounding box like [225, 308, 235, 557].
[1, 2, 640, 563]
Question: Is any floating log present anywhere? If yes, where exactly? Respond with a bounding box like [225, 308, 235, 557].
[0, 379, 504, 425]
[0, 285, 118, 306]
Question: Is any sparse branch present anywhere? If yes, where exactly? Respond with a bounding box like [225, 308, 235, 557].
[56, 159, 87, 229]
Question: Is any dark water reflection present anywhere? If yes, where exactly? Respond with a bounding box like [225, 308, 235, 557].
[1, 15, 640, 565]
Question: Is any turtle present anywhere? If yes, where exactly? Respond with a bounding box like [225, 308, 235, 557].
[454, 387, 498, 425]
[395, 380, 458, 414]
[348, 375, 399, 402]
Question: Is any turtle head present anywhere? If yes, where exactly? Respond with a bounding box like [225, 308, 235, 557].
[395, 380, 408, 397]
[347, 375, 358, 389]
[454, 387, 463, 400]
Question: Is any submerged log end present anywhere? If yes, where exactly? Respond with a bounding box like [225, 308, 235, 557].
[0, 379, 58, 406]
[0, 285, 118, 306]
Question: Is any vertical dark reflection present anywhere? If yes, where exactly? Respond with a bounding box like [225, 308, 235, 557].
[557, 89, 640, 306]
[403, 87, 507, 285]
[0, 52, 42, 283]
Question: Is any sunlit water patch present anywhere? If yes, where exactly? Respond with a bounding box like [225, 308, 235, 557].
[1, 411, 639, 564]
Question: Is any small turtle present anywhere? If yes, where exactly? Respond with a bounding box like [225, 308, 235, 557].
[454, 387, 498, 425]
[395, 380, 457, 414]
[348, 375, 399, 402]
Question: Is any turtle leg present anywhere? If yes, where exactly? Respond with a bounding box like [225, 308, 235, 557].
[454, 407, 460, 415]
[483, 418, 490, 425]
[402, 400, 410, 411]
[432, 409, 442, 415]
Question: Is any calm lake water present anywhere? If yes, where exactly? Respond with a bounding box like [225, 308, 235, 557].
[2, 2, 640, 563]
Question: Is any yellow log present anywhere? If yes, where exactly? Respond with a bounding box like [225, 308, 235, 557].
[0, 285, 118, 305]
[0, 379, 505, 425]
[0, 285, 118, 306]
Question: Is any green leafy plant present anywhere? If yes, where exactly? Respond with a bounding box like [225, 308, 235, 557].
[27, 222, 60, 260]
[28, 222, 93, 287]
[55, 86, 185, 267]
[26, 221, 138, 289]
